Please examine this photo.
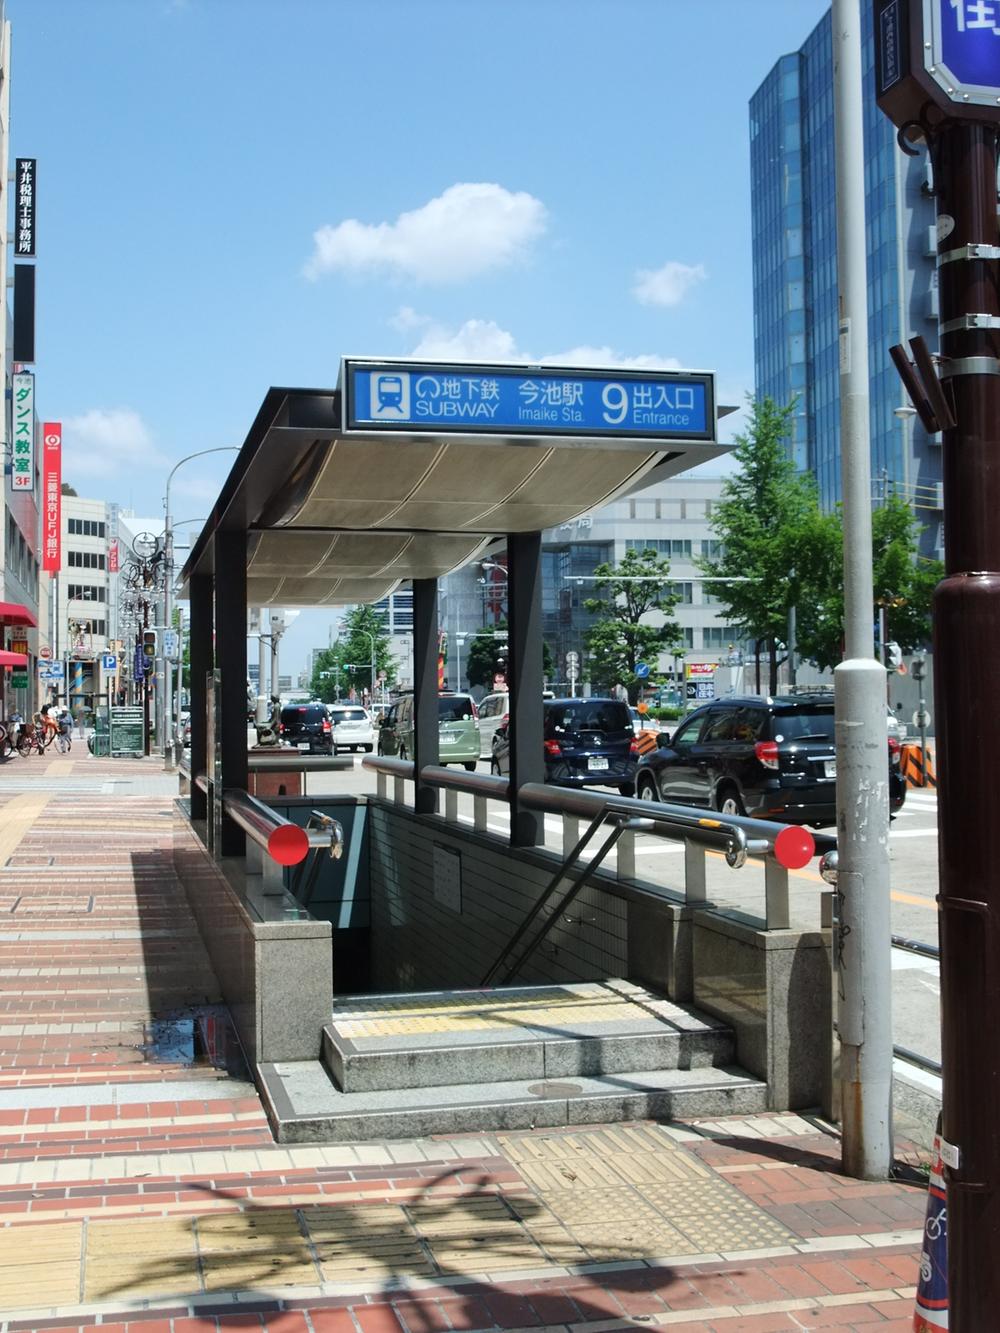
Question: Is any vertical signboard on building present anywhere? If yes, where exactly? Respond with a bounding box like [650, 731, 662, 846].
[42, 423, 61, 573]
[108, 539, 119, 573]
[11, 371, 34, 491]
[14, 158, 35, 257]
[12, 265, 35, 364]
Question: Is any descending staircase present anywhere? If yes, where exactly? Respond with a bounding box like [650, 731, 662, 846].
[258, 980, 767, 1143]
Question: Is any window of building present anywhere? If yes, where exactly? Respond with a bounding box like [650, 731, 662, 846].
[702, 626, 741, 650]
[67, 518, 106, 538]
[67, 584, 105, 602]
[67, 550, 106, 570]
[671, 582, 693, 604]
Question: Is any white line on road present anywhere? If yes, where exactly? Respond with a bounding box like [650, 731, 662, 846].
[889, 828, 938, 839]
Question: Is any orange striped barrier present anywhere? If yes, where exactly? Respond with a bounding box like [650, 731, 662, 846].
[634, 727, 659, 756]
[902, 741, 936, 789]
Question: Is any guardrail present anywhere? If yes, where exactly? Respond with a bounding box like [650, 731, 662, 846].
[221, 788, 344, 892]
[361, 754, 834, 932]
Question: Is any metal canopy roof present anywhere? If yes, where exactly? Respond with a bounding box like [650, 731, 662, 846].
[182, 379, 730, 606]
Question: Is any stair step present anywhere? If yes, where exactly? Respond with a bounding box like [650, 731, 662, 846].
[323, 980, 734, 1093]
[259, 1060, 769, 1144]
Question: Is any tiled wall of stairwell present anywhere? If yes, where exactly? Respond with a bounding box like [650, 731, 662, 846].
[368, 802, 628, 992]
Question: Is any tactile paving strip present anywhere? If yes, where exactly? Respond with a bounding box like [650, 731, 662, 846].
[331, 982, 683, 1039]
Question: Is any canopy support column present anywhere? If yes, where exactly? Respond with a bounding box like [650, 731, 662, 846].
[507, 531, 544, 847]
[189, 573, 213, 822]
[412, 578, 439, 815]
[215, 529, 248, 856]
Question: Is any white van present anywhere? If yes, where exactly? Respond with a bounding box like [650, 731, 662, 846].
[476, 690, 556, 757]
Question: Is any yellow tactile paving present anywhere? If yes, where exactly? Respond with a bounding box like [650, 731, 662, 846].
[200, 1254, 320, 1291]
[84, 1259, 201, 1301]
[0, 1259, 81, 1304]
[332, 984, 656, 1038]
[0, 1221, 82, 1260]
[86, 1216, 196, 1255]
[0, 792, 52, 864]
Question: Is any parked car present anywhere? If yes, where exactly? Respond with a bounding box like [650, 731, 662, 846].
[278, 702, 333, 754]
[327, 704, 375, 753]
[632, 693, 905, 826]
[476, 692, 511, 757]
[377, 693, 481, 770]
[887, 705, 908, 744]
[491, 697, 638, 796]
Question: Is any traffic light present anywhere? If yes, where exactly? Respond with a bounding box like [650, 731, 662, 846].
[141, 629, 157, 675]
[911, 656, 926, 681]
[886, 641, 903, 670]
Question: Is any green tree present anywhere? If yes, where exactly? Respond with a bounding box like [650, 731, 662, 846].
[796, 494, 943, 671]
[583, 547, 682, 702]
[309, 605, 396, 701]
[700, 396, 822, 693]
[464, 623, 553, 691]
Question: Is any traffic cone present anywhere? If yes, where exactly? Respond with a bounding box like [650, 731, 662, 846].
[913, 1119, 948, 1331]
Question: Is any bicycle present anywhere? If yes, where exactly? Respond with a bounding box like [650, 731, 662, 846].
[15, 720, 44, 756]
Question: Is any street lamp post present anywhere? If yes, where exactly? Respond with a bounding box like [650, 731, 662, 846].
[162, 447, 239, 768]
[339, 621, 377, 705]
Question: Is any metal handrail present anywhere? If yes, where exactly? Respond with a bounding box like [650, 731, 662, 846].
[892, 934, 939, 960]
[248, 752, 355, 772]
[361, 754, 831, 868]
[194, 773, 210, 795]
[222, 788, 311, 866]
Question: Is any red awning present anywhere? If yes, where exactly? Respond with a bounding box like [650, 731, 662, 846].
[0, 602, 37, 628]
[0, 651, 28, 669]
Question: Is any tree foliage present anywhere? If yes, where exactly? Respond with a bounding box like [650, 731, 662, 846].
[583, 547, 682, 702]
[309, 604, 395, 701]
[465, 623, 553, 691]
[701, 396, 823, 693]
[796, 494, 942, 671]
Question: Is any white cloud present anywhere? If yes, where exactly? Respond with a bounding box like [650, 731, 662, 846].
[389, 305, 430, 333]
[304, 183, 548, 284]
[632, 260, 707, 308]
[542, 345, 683, 371]
[411, 318, 519, 362]
[63, 408, 167, 481]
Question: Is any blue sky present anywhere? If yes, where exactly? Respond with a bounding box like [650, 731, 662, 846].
[9, 0, 829, 673]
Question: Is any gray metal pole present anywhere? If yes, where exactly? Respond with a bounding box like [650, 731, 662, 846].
[258, 609, 268, 699]
[831, 0, 893, 1180]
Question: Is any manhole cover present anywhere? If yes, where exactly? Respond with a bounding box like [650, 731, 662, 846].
[527, 1080, 582, 1098]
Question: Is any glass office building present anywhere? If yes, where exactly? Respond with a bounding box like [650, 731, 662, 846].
[750, 1, 942, 556]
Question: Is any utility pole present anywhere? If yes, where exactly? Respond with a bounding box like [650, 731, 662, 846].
[832, 0, 894, 1181]
[874, 2, 1000, 1321]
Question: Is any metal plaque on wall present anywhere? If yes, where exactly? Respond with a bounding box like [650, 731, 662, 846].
[432, 844, 462, 913]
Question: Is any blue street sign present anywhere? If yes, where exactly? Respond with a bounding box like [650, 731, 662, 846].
[932, 0, 1000, 104]
[342, 360, 715, 441]
[46, 660, 65, 680]
[102, 653, 117, 671]
[134, 644, 146, 683]
[635, 662, 651, 678]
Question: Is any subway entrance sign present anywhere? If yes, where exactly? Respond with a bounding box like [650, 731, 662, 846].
[875, 0, 1000, 125]
[341, 359, 715, 441]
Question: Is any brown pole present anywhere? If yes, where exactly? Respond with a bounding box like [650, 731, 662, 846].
[930, 119, 1000, 1326]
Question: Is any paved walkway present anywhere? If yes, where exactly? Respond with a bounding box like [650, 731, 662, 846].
[0, 751, 928, 1331]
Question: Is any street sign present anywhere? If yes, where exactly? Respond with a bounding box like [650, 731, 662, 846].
[10, 672, 27, 690]
[566, 651, 580, 668]
[635, 662, 650, 679]
[45, 661, 65, 680]
[101, 653, 117, 672]
[162, 629, 179, 661]
[133, 644, 145, 683]
[914, 709, 933, 729]
[874, 0, 1000, 124]
[341, 359, 715, 441]
[39, 646, 51, 660]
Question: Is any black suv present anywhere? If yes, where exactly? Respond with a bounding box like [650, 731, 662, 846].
[491, 697, 638, 795]
[278, 703, 333, 754]
[633, 693, 905, 826]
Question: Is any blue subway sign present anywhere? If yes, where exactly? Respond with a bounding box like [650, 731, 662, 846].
[341, 360, 715, 442]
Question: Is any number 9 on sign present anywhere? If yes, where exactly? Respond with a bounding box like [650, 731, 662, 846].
[601, 383, 628, 425]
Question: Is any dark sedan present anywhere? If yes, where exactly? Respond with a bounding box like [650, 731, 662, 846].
[633, 693, 905, 827]
[491, 697, 639, 795]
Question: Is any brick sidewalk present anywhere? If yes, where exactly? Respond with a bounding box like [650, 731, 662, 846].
[0, 752, 927, 1331]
